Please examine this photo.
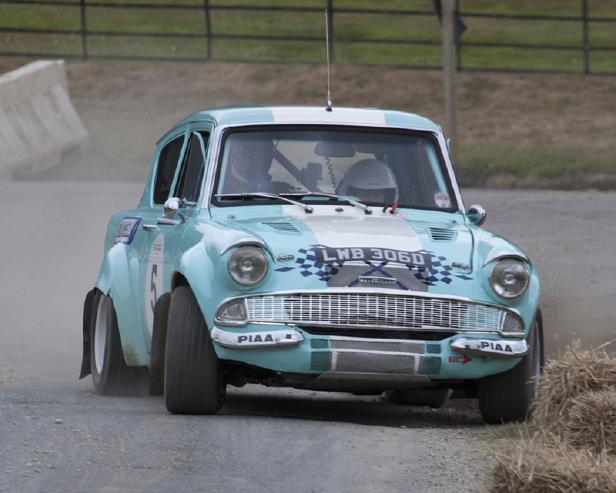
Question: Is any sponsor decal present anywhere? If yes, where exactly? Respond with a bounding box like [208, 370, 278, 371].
[480, 341, 514, 353]
[114, 217, 141, 244]
[434, 192, 451, 209]
[237, 333, 275, 344]
[357, 276, 399, 288]
[274, 243, 472, 288]
[449, 355, 472, 364]
[144, 234, 164, 337]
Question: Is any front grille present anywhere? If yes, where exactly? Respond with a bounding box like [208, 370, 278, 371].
[244, 292, 507, 332]
[302, 327, 456, 340]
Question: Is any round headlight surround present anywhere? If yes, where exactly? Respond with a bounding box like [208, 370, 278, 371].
[227, 245, 269, 286]
[489, 258, 530, 299]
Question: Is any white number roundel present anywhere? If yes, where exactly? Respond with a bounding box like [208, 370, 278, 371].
[144, 234, 164, 337]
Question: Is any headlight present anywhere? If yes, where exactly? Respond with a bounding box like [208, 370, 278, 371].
[227, 246, 268, 286]
[489, 259, 530, 299]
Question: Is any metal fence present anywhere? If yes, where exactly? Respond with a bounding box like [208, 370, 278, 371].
[0, 0, 615, 75]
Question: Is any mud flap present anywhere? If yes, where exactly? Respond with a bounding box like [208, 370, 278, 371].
[79, 288, 97, 379]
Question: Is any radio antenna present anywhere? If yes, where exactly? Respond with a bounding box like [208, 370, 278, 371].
[325, 8, 333, 112]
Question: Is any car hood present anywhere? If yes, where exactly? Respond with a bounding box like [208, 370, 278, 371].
[210, 205, 474, 292]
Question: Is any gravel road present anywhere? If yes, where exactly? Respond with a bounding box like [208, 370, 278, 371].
[1, 182, 614, 493]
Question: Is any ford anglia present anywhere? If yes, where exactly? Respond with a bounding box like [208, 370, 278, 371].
[80, 105, 543, 423]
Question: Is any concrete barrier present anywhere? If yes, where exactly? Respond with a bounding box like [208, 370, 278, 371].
[0, 60, 88, 177]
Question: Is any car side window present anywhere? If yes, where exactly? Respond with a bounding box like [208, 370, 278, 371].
[153, 136, 184, 205]
[174, 131, 209, 203]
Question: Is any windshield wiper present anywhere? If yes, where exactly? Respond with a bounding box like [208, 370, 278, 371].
[215, 192, 313, 214]
[281, 191, 372, 215]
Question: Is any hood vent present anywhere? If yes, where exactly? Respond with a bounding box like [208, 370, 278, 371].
[261, 221, 300, 234]
[429, 227, 457, 241]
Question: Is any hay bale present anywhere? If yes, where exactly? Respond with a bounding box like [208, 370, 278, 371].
[491, 437, 616, 493]
[563, 389, 616, 455]
[533, 341, 616, 433]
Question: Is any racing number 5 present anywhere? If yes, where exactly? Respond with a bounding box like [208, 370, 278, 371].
[150, 264, 158, 314]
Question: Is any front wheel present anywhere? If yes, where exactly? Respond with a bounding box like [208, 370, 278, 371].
[478, 315, 543, 424]
[164, 286, 225, 414]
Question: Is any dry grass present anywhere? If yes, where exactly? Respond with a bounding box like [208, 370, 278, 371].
[490, 342, 616, 492]
[564, 390, 616, 455]
[492, 437, 616, 493]
[533, 341, 616, 435]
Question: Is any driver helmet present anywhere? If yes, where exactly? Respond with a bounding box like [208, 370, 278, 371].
[337, 159, 398, 204]
[225, 137, 274, 192]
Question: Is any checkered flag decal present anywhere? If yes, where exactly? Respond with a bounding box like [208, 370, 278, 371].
[275, 244, 340, 281]
[410, 252, 473, 286]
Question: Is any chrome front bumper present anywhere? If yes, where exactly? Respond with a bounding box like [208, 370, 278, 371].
[211, 326, 527, 363]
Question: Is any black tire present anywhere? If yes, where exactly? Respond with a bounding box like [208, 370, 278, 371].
[385, 388, 451, 408]
[149, 293, 171, 396]
[478, 316, 543, 424]
[164, 286, 225, 414]
[90, 292, 134, 395]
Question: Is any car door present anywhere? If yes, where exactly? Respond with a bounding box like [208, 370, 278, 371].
[139, 129, 210, 353]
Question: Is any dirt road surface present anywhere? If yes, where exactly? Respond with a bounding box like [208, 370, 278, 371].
[0, 181, 614, 492]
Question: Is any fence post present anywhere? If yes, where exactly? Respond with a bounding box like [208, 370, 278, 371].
[581, 0, 590, 73]
[455, 0, 462, 71]
[327, 0, 334, 63]
[442, 0, 457, 162]
[204, 0, 212, 60]
[79, 0, 88, 61]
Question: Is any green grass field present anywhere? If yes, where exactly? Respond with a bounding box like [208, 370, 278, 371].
[1, 0, 616, 73]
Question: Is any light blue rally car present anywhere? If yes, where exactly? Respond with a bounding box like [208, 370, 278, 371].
[80, 106, 543, 423]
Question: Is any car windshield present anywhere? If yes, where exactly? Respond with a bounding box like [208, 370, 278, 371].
[214, 126, 456, 211]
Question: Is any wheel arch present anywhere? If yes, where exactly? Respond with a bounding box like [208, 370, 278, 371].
[171, 271, 190, 290]
[95, 244, 150, 367]
[176, 242, 217, 328]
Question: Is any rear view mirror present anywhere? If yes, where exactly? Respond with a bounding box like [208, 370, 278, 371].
[164, 197, 182, 218]
[467, 204, 486, 226]
[315, 142, 356, 158]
